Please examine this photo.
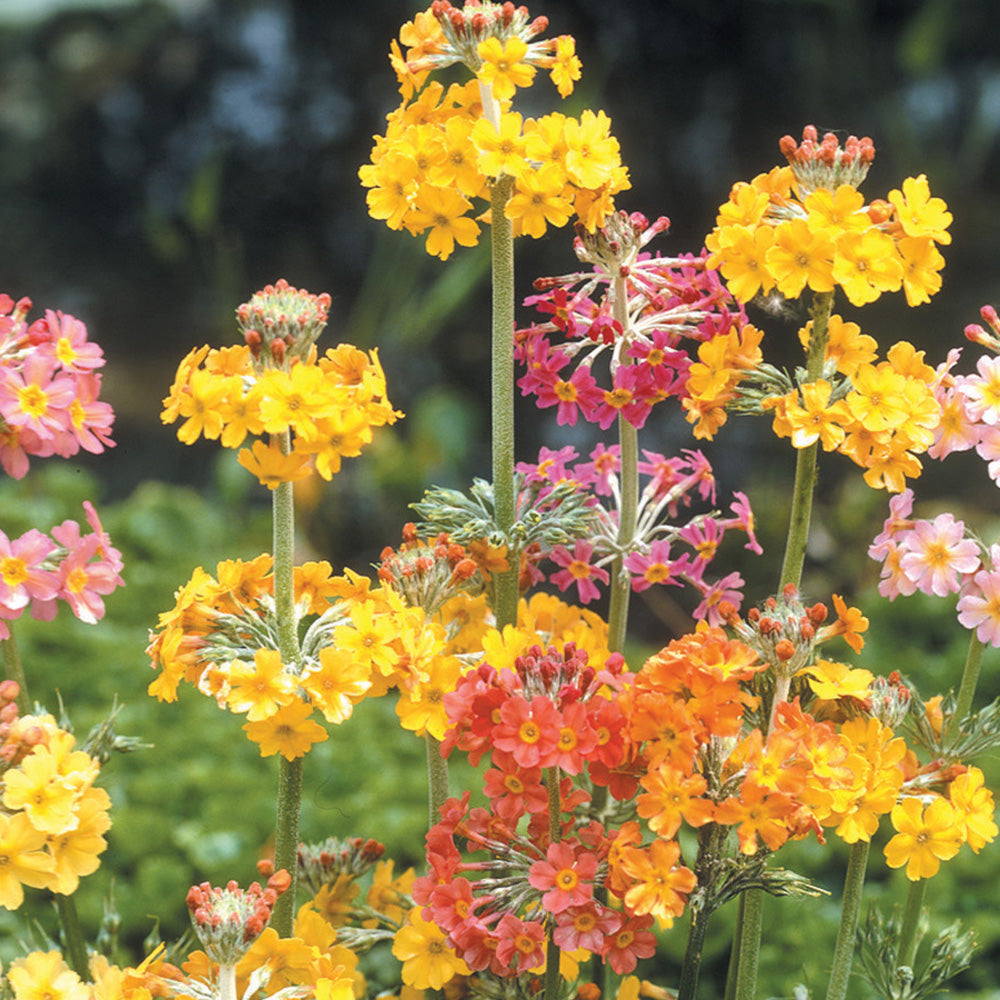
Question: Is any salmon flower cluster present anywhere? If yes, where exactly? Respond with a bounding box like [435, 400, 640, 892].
[516, 444, 760, 620]
[0, 683, 111, 908]
[410, 644, 681, 980]
[0, 293, 114, 479]
[360, 3, 629, 258]
[0, 501, 124, 638]
[705, 125, 951, 309]
[516, 211, 744, 429]
[161, 280, 400, 487]
[146, 555, 458, 758]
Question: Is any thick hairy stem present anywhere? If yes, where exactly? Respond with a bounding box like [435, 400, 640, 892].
[270, 431, 303, 937]
[490, 173, 518, 631]
[425, 733, 449, 827]
[543, 767, 562, 1000]
[56, 893, 90, 980]
[824, 839, 871, 1000]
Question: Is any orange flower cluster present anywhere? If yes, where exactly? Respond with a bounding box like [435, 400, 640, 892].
[361, 3, 629, 257]
[0, 681, 110, 909]
[705, 127, 951, 309]
[146, 555, 452, 758]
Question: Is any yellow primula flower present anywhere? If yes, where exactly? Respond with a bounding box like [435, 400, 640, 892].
[549, 35, 581, 97]
[225, 648, 298, 721]
[242, 700, 328, 761]
[0, 812, 55, 909]
[563, 109, 622, 190]
[8, 952, 90, 1000]
[404, 186, 481, 260]
[832, 229, 903, 306]
[706, 224, 776, 304]
[476, 36, 535, 102]
[505, 164, 574, 238]
[888, 173, 952, 244]
[885, 795, 962, 880]
[765, 218, 836, 297]
[392, 909, 470, 991]
[471, 111, 529, 179]
[237, 439, 313, 489]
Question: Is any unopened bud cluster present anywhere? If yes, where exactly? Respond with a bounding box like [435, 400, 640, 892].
[186, 870, 291, 965]
[235, 278, 331, 368]
[727, 584, 827, 678]
[426, 1, 549, 72]
[573, 210, 670, 276]
[297, 836, 385, 896]
[866, 671, 912, 728]
[779, 124, 876, 194]
[965, 303, 1000, 352]
[378, 524, 481, 617]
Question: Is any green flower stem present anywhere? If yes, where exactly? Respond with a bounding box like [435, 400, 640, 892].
[723, 895, 744, 1000]
[272, 755, 303, 936]
[544, 766, 562, 1000]
[678, 905, 711, 1000]
[896, 878, 926, 971]
[824, 839, 871, 1000]
[946, 633, 985, 746]
[894, 633, 985, 970]
[732, 289, 834, 1000]
[0, 630, 30, 714]
[778, 290, 834, 589]
[607, 273, 638, 655]
[56, 893, 90, 980]
[270, 430, 303, 937]
[426, 733, 449, 826]
[733, 888, 762, 1000]
[490, 173, 518, 631]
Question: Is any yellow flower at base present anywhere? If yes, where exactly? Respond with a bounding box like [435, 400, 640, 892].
[243, 700, 328, 761]
[0, 812, 55, 909]
[237, 439, 312, 490]
[8, 952, 90, 1000]
[392, 909, 470, 991]
[884, 795, 962, 880]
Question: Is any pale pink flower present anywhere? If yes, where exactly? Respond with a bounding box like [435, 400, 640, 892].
[876, 541, 919, 600]
[899, 514, 981, 597]
[958, 568, 1000, 647]
[960, 354, 1000, 425]
[0, 528, 59, 613]
[33, 310, 105, 373]
[0, 352, 75, 441]
[57, 536, 122, 625]
[868, 489, 915, 561]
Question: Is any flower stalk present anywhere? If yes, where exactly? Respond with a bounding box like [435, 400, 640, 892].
[270, 431, 302, 937]
[824, 839, 871, 1000]
[0, 632, 29, 714]
[55, 893, 90, 981]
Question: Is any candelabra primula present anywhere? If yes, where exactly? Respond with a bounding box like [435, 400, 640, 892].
[516, 211, 745, 430]
[0, 680, 111, 908]
[145, 555, 458, 757]
[689, 127, 950, 493]
[0, 294, 114, 479]
[361, 2, 628, 259]
[161, 280, 400, 487]
[515, 443, 760, 621]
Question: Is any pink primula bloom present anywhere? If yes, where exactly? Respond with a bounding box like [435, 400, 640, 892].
[899, 513, 981, 597]
[693, 571, 745, 625]
[602, 912, 657, 974]
[0, 352, 75, 441]
[876, 541, 920, 600]
[528, 839, 598, 913]
[549, 539, 610, 604]
[0, 427, 36, 480]
[960, 354, 1000, 425]
[868, 489, 915, 561]
[33, 310, 105, 373]
[958, 568, 1000, 647]
[492, 695, 561, 769]
[68, 374, 115, 454]
[725, 491, 763, 554]
[974, 425, 1000, 485]
[0, 528, 59, 613]
[552, 902, 618, 954]
[625, 539, 681, 592]
[575, 442, 620, 496]
[57, 536, 123, 624]
[516, 445, 579, 487]
[493, 913, 545, 973]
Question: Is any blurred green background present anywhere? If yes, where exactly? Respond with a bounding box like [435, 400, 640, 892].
[2, 0, 1000, 995]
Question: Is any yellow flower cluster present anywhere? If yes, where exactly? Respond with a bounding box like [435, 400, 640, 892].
[765, 325, 941, 491]
[161, 341, 400, 486]
[6, 951, 153, 1000]
[146, 556, 463, 758]
[0, 715, 110, 909]
[361, 5, 629, 258]
[885, 765, 998, 880]
[705, 162, 951, 308]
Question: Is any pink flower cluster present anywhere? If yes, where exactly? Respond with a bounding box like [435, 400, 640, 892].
[0, 294, 114, 479]
[414, 645, 662, 976]
[869, 489, 1000, 646]
[0, 502, 123, 638]
[517, 444, 760, 620]
[515, 211, 744, 430]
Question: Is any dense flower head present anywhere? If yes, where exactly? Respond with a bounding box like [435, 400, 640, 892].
[0, 707, 111, 908]
[146, 557, 441, 757]
[705, 126, 950, 309]
[162, 282, 400, 485]
[0, 293, 114, 479]
[296, 837, 385, 896]
[186, 870, 291, 965]
[517, 211, 745, 430]
[361, 6, 628, 258]
[0, 502, 124, 640]
[515, 443, 760, 620]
